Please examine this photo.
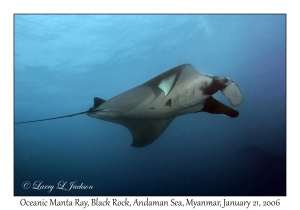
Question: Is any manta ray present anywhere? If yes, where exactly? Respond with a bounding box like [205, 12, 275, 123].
[15, 64, 243, 147]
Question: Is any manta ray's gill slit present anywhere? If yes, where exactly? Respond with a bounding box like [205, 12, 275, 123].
[193, 82, 195, 94]
[193, 82, 197, 104]
[199, 79, 203, 91]
[186, 87, 188, 106]
[186, 84, 195, 105]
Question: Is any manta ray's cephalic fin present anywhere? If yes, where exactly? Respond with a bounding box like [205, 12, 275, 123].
[203, 76, 243, 107]
[199, 96, 239, 118]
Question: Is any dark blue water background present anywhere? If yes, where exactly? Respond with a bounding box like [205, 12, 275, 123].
[14, 15, 286, 196]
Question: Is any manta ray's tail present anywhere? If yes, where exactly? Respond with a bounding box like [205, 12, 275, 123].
[14, 111, 89, 124]
[14, 97, 107, 125]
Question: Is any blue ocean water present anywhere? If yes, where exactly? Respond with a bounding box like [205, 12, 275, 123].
[14, 15, 286, 196]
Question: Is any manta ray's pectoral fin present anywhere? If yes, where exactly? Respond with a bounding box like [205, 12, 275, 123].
[116, 117, 175, 147]
[89, 97, 106, 111]
[199, 96, 239, 118]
